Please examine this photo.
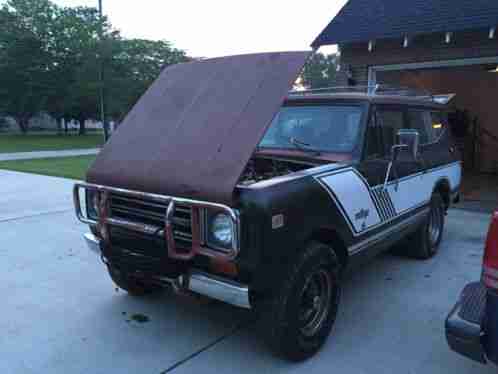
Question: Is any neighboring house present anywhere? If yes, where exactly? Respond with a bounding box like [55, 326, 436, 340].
[0, 113, 59, 132]
[0, 114, 110, 133]
[313, 0, 498, 174]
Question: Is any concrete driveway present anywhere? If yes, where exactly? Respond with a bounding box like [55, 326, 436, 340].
[1, 169, 495, 374]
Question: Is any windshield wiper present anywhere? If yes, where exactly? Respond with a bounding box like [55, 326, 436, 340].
[288, 137, 322, 156]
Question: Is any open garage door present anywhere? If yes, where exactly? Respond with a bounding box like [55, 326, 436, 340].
[376, 65, 498, 209]
[377, 65, 498, 175]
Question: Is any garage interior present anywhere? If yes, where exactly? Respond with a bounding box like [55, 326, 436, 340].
[377, 64, 498, 209]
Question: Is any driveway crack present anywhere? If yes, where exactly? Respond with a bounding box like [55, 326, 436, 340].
[0, 208, 73, 223]
[159, 318, 256, 374]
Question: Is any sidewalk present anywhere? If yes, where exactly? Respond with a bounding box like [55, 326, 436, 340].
[0, 148, 100, 161]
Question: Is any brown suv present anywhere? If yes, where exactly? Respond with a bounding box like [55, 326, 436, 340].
[74, 52, 461, 360]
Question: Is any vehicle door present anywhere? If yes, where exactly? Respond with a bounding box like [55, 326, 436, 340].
[356, 106, 388, 187]
[359, 105, 421, 221]
[358, 105, 419, 184]
[406, 108, 448, 170]
[378, 106, 431, 216]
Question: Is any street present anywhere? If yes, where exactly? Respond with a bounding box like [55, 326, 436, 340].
[1, 169, 495, 374]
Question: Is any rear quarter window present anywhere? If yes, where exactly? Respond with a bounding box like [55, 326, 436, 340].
[430, 111, 447, 141]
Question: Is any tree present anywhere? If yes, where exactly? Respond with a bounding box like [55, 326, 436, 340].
[106, 38, 189, 122]
[0, 0, 190, 134]
[45, 6, 100, 133]
[0, 0, 56, 132]
[300, 53, 338, 89]
[48, 7, 189, 133]
[50, 6, 113, 135]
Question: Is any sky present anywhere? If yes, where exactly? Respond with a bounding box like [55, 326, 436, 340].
[50, 0, 346, 57]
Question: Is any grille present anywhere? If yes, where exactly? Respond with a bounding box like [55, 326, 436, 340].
[104, 227, 189, 277]
[109, 193, 194, 248]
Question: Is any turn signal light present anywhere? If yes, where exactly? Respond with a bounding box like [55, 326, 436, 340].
[482, 211, 498, 290]
[209, 258, 238, 277]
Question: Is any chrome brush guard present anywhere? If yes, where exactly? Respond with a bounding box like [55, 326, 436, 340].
[73, 182, 240, 261]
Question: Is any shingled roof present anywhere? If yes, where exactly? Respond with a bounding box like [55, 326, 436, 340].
[312, 0, 498, 47]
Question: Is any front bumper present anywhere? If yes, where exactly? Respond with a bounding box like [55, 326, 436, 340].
[82, 233, 251, 309]
[445, 282, 487, 364]
[84, 232, 101, 255]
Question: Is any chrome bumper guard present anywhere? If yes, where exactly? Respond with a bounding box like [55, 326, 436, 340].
[73, 182, 240, 261]
[84, 233, 101, 254]
[187, 271, 250, 309]
[82, 233, 250, 309]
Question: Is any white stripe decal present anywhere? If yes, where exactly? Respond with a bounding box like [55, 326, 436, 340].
[385, 162, 461, 215]
[316, 169, 381, 234]
[314, 162, 461, 236]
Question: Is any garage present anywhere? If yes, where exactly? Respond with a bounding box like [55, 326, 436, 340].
[374, 60, 498, 175]
[312, 0, 498, 205]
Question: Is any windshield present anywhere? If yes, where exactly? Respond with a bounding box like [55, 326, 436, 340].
[259, 105, 364, 153]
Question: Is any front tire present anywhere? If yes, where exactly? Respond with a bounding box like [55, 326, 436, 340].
[107, 266, 161, 296]
[407, 193, 445, 259]
[266, 241, 341, 361]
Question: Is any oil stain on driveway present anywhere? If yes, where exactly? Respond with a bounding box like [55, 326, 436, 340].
[0, 169, 495, 374]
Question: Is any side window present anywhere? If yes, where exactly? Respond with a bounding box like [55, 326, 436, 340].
[408, 110, 446, 144]
[376, 109, 405, 156]
[430, 111, 447, 140]
[407, 110, 430, 144]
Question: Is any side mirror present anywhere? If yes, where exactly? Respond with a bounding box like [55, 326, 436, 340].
[391, 129, 420, 162]
[384, 129, 420, 191]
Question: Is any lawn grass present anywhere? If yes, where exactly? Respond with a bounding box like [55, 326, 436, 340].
[0, 155, 96, 180]
[0, 134, 103, 153]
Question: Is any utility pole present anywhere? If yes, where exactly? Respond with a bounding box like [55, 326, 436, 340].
[98, 0, 109, 142]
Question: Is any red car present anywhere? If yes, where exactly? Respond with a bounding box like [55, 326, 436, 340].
[446, 209, 498, 365]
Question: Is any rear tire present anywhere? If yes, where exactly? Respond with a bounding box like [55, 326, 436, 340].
[107, 266, 161, 296]
[406, 193, 445, 259]
[265, 241, 341, 361]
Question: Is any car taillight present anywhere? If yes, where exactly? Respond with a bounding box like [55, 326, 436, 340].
[482, 210, 498, 290]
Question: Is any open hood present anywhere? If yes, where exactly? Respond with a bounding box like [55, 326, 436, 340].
[87, 51, 310, 205]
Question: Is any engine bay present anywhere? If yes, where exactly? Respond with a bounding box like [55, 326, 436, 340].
[237, 156, 317, 186]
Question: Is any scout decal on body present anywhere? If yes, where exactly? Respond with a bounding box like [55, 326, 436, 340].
[314, 168, 381, 234]
[314, 161, 461, 236]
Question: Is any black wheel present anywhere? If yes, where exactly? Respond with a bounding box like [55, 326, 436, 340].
[407, 193, 446, 259]
[266, 241, 341, 361]
[107, 266, 161, 296]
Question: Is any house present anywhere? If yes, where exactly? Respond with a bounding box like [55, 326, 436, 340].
[313, 0, 498, 175]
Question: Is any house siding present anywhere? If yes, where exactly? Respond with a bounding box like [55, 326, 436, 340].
[339, 28, 498, 84]
[333, 27, 498, 174]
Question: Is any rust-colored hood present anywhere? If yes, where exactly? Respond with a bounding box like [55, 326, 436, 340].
[87, 51, 310, 205]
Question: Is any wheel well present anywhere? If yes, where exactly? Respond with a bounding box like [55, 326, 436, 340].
[434, 179, 451, 209]
[308, 228, 348, 270]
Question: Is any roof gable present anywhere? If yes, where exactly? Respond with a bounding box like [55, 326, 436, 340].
[312, 0, 498, 47]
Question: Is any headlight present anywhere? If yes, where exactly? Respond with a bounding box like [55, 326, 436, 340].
[86, 190, 101, 220]
[209, 213, 233, 248]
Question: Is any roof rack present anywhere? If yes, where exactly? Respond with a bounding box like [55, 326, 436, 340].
[289, 84, 435, 100]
